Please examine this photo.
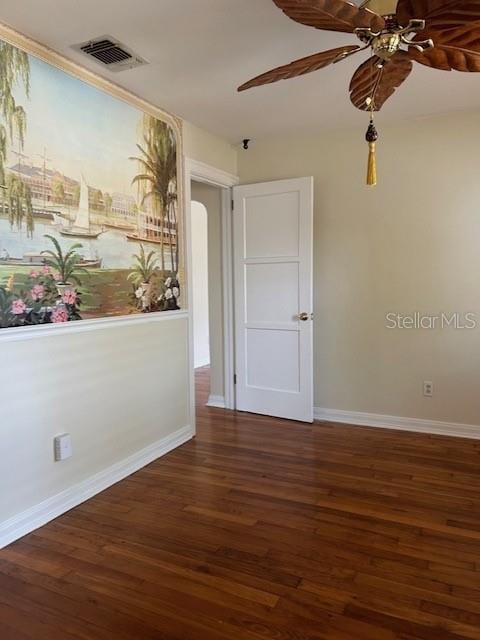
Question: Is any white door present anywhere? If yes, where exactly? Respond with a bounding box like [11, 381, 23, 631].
[233, 177, 314, 423]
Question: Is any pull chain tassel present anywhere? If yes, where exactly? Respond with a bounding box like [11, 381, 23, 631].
[365, 119, 378, 187]
[367, 141, 377, 186]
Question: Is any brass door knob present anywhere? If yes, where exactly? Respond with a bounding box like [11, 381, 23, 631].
[297, 312, 309, 321]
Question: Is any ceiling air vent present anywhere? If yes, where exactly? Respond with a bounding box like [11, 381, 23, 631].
[72, 36, 148, 72]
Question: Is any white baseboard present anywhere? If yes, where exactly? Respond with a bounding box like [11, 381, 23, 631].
[0, 425, 192, 549]
[314, 408, 480, 440]
[206, 394, 226, 409]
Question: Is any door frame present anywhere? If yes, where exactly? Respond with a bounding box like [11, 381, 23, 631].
[185, 158, 239, 431]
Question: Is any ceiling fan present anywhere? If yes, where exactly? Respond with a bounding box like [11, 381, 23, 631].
[238, 0, 480, 185]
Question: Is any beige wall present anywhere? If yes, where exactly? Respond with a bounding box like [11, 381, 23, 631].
[184, 120, 237, 176]
[238, 111, 480, 426]
[191, 181, 224, 400]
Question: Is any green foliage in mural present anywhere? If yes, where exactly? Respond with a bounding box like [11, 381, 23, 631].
[0, 41, 31, 232]
[0, 285, 15, 328]
[128, 244, 159, 285]
[130, 114, 177, 271]
[41, 234, 88, 286]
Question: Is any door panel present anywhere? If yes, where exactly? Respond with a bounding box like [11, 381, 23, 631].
[246, 328, 300, 392]
[246, 261, 299, 324]
[233, 178, 313, 423]
[245, 191, 300, 258]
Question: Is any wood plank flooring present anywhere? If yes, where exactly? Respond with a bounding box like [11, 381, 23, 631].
[1, 366, 480, 639]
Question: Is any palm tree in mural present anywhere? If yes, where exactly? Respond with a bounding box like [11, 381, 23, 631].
[167, 189, 178, 273]
[0, 41, 32, 233]
[130, 114, 177, 272]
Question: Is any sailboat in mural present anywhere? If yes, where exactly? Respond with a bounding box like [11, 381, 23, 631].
[59, 174, 102, 238]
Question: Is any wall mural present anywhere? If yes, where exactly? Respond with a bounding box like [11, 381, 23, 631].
[0, 38, 182, 330]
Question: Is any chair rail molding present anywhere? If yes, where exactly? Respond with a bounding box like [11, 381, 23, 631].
[0, 310, 188, 343]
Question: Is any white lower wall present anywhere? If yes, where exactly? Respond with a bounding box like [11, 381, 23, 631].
[0, 316, 191, 539]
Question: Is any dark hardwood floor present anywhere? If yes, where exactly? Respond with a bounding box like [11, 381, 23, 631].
[1, 366, 480, 639]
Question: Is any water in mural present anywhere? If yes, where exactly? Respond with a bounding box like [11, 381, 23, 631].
[0, 38, 182, 329]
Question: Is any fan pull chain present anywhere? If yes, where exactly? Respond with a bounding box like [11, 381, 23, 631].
[365, 102, 378, 187]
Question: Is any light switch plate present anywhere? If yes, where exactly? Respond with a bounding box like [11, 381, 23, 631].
[54, 433, 72, 461]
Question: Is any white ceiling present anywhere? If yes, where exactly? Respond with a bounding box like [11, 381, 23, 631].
[1, 0, 480, 143]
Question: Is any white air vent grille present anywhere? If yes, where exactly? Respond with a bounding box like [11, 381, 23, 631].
[72, 36, 147, 72]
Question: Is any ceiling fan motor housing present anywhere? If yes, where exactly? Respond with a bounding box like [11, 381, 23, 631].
[372, 32, 401, 60]
[355, 16, 432, 60]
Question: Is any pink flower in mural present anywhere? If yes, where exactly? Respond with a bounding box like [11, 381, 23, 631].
[11, 299, 27, 315]
[29, 270, 39, 279]
[62, 289, 77, 305]
[31, 284, 45, 301]
[51, 306, 69, 323]
[53, 271, 62, 281]
[42, 265, 51, 276]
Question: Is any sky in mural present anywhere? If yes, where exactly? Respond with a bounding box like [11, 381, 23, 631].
[12, 56, 140, 195]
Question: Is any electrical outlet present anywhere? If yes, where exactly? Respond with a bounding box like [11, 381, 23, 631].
[423, 381, 433, 398]
[54, 433, 72, 461]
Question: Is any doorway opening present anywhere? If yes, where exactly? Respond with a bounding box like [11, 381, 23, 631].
[191, 180, 226, 410]
[191, 200, 210, 369]
[185, 158, 237, 429]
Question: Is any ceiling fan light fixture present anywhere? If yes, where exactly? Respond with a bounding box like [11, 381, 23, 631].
[239, 0, 480, 185]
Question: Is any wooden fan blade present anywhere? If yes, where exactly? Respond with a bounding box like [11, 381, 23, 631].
[273, 0, 385, 34]
[396, 0, 480, 70]
[396, 0, 480, 31]
[409, 40, 480, 71]
[349, 51, 413, 110]
[238, 45, 361, 91]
